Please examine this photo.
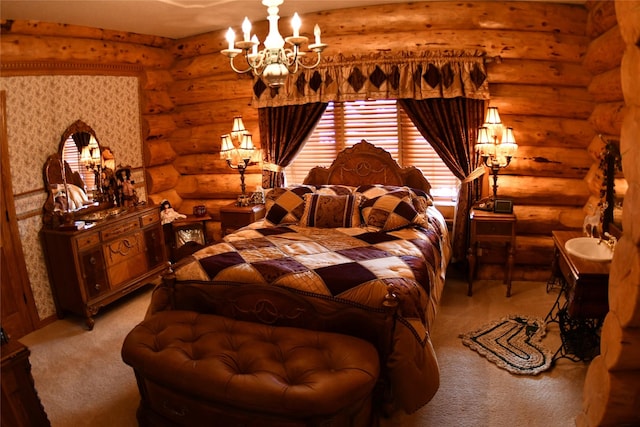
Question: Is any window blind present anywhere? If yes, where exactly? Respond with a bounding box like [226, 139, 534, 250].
[287, 100, 459, 200]
[62, 137, 96, 191]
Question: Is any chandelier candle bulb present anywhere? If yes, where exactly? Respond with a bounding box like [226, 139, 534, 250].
[251, 35, 259, 55]
[314, 24, 321, 45]
[226, 27, 235, 50]
[292, 13, 301, 38]
[242, 17, 251, 42]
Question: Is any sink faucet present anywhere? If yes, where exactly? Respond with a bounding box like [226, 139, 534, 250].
[598, 232, 617, 251]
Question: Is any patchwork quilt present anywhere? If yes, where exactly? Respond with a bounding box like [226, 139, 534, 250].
[172, 206, 450, 412]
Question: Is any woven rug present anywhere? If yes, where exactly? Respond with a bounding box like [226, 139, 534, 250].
[459, 315, 553, 375]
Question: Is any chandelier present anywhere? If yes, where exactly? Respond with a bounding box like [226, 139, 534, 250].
[221, 0, 328, 88]
[475, 107, 518, 200]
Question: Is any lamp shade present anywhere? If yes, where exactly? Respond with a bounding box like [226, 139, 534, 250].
[231, 117, 245, 133]
[238, 134, 255, 161]
[476, 127, 495, 157]
[484, 107, 502, 125]
[230, 116, 246, 142]
[80, 145, 92, 163]
[220, 134, 234, 160]
[499, 127, 518, 158]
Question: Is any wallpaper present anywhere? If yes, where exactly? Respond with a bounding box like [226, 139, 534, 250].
[0, 75, 143, 320]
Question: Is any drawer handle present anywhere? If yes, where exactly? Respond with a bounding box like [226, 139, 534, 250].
[94, 283, 101, 291]
[162, 400, 187, 417]
[90, 256, 97, 265]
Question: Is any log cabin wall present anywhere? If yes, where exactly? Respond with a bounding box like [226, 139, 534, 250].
[577, 1, 640, 426]
[160, 1, 593, 280]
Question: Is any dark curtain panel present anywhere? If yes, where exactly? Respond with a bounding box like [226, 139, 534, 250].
[71, 132, 91, 152]
[258, 103, 328, 188]
[398, 97, 486, 262]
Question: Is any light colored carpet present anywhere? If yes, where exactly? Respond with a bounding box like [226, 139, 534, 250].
[21, 271, 588, 427]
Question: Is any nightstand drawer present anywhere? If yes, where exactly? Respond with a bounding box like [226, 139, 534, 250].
[220, 203, 265, 236]
[476, 221, 514, 236]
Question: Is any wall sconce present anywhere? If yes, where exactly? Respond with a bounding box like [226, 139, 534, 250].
[220, 117, 257, 196]
[476, 107, 518, 200]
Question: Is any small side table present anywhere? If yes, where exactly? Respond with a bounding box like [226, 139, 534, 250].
[165, 214, 211, 262]
[467, 208, 517, 297]
[220, 203, 265, 236]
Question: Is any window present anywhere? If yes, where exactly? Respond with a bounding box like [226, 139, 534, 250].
[286, 100, 460, 201]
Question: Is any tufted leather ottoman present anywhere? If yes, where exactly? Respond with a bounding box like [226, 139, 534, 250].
[122, 310, 381, 427]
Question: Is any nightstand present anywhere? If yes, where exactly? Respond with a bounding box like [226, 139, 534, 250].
[164, 214, 211, 262]
[467, 208, 517, 297]
[220, 203, 265, 236]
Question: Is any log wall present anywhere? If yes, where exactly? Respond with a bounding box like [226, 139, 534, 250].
[0, 2, 610, 278]
[576, 1, 640, 426]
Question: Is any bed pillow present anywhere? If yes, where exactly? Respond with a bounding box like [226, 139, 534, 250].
[300, 193, 362, 228]
[360, 193, 427, 231]
[408, 187, 434, 213]
[357, 184, 433, 213]
[264, 186, 315, 226]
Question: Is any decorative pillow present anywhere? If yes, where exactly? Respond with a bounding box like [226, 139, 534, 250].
[408, 187, 434, 212]
[264, 186, 315, 226]
[356, 184, 407, 199]
[300, 193, 362, 228]
[360, 193, 427, 231]
[357, 184, 433, 213]
[314, 184, 357, 196]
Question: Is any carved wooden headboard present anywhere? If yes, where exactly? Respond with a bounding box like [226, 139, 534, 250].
[303, 140, 432, 194]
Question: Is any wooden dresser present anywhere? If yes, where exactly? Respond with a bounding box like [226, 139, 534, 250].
[40, 204, 168, 329]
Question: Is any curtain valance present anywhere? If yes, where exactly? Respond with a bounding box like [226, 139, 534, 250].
[252, 50, 489, 108]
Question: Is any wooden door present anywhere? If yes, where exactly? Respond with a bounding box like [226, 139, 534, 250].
[0, 91, 40, 340]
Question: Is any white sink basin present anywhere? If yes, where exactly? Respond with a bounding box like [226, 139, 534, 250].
[565, 237, 613, 262]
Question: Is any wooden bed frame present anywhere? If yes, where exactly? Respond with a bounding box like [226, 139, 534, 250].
[303, 139, 432, 194]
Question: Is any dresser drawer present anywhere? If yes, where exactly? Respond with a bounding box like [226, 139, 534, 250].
[476, 221, 513, 236]
[140, 210, 160, 227]
[103, 231, 144, 267]
[76, 232, 100, 250]
[101, 218, 139, 241]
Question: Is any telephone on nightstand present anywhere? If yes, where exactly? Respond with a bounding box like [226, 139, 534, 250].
[474, 198, 494, 212]
[474, 198, 513, 213]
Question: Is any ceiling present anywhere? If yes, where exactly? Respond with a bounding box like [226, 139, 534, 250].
[0, 0, 416, 39]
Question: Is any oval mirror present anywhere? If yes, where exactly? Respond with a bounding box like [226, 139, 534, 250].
[42, 120, 119, 228]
